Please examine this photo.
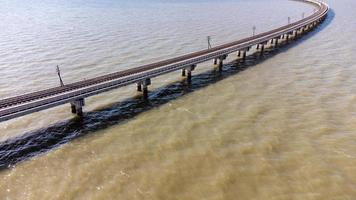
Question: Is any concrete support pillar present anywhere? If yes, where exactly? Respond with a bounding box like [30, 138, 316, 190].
[242, 51, 247, 62]
[137, 82, 142, 91]
[256, 44, 260, 50]
[70, 98, 85, 116]
[187, 69, 192, 80]
[213, 58, 217, 65]
[217, 55, 227, 72]
[237, 51, 241, 57]
[182, 69, 186, 77]
[286, 34, 290, 43]
[260, 44, 265, 56]
[274, 38, 279, 47]
[186, 64, 196, 82]
[71, 104, 76, 114]
[141, 78, 151, 99]
[218, 59, 223, 71]
[142, 85, 148, 99]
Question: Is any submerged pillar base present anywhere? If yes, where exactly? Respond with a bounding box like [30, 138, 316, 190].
[186, 64, 196, 82]
[182, 69, 186, 77]
[141, 78, 151, 99]
[70, 98, 85, 116]
[137, 82, 142, 92]
[142, 86, 148, 99]
[217, 55, 227, 72]
[218, 59, 223, 72]
[242, 51, 247, 62]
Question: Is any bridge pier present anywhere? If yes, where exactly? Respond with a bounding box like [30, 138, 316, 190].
[182, 69, 186, 77]
[142, 78, 151, 99]
[217, 55, 227, 72]
[186, 64, 196, 82]
[299, 28, 303, 36]
[292, 30, 297, 38]
[297, 28, 303, 37]
[218, 59, 223, 71]
[242, 50, 247, 62]
[259, 43, 266, 56]
[275, 38, 279, 47]
[286, 33, 290, 43]
[269, 39, 274, 47]
[137, 82, 142, 91]
[70, 98, 85, 116]
[137, 79, 151, 99]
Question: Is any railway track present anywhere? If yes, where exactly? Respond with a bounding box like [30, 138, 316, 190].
[0, 0, 329, 122]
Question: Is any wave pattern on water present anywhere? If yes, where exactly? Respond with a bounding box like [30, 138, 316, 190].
[0, 0, 356, 199]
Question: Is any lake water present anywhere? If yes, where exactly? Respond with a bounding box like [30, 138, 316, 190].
[1, 0, 356, 199]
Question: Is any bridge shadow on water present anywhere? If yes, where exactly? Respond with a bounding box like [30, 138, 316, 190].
[0, 10, 334, 170]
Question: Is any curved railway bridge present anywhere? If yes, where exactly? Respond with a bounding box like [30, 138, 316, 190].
[0, 0, 329, 123]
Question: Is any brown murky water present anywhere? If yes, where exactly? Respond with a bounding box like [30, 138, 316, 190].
[1, 0, 356, 199]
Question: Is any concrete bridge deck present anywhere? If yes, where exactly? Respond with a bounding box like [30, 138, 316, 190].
[0, 0, 329, 123]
